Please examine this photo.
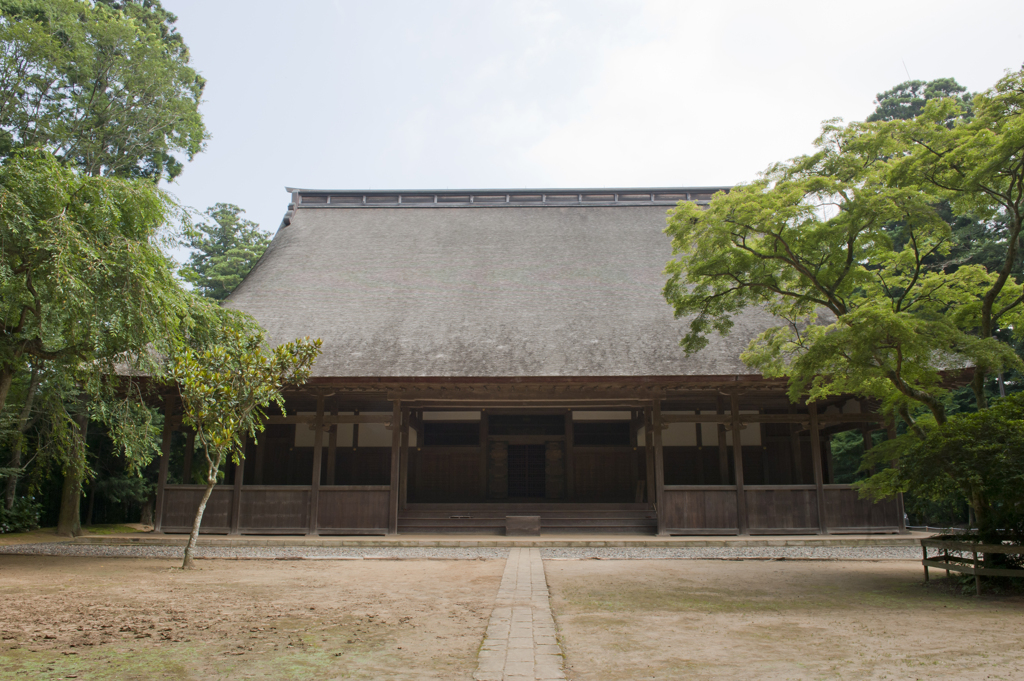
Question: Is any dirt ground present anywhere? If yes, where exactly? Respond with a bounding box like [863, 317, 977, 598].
[546, 559, 1024, 680]
[3, 555, 1023, 680]
[0, 555, 503, 680]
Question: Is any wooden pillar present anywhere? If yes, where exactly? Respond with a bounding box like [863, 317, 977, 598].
[229, 437, 245, 535]
[388, 401, 401, 534]
[480, 410, 489, 500]
[325, 409, 338, 485]
[564, 410, 575, 501]
[887, 421, 908, 534]
[182, 431, 195, 484]
[643, 406, 655, 505]
[154, 395, 174, 534]
[653, 399, 666, 536]
[730, 393, 748, 535]
[400, 406, 410, 510]
[716, 397, 730, 485]
[809, 402, 829, 535]
[694, 410, 705, 485]
[308, 394, 325, 536]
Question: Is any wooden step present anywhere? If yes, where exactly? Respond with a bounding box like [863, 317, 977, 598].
[397, 509, 658, 535]
[399, 511, 656, 520]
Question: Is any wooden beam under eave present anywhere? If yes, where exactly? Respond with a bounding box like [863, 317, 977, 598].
[660, 412, 886, 424]
[266, 414, 391, 425]
[394, 398, 661, 407]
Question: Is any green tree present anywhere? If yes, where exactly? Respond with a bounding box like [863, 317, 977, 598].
[0, 0, 207, 180]
[170, 314, 320, 568]
[866, 77, 973, 123]
[663, 67, 1024, 539]
[663, 121, 1022, 429]
[0, 151, 193, 534]
[883, 69, 1024, 408]
[180, 204, 271, 300]
[860, 393, 1024, 543]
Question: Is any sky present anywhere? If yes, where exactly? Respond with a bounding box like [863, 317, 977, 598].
[161, 0, 1024, 241]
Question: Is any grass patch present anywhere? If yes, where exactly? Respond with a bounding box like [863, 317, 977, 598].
[84, 524, 144, 536]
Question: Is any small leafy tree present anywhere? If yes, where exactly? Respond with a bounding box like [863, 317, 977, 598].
[169, 314, 320, 569]
[180, 203, 271, 300]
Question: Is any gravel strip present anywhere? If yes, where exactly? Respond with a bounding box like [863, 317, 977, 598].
[541, 546, 921, 560]
[0, 543, 919, 561]
[0, 543, 510, 560]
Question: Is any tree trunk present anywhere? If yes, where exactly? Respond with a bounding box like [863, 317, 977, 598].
[4, 366, 39, 511]
[971, 369, 988, 412]
[85, 487, 96, 527]
[0, 368, 13, 419]
[181, 481, 215, 569]
[56, 411, 89, 537]
[4, 431, 23, 511]
[140, 496, 154, 527]
[56, 461, 83, 537]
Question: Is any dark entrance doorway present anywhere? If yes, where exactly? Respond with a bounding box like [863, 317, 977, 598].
[508, 444, 546, 498]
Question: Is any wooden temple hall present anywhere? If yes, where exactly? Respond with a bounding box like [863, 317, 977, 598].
[154, 188, 906, 537]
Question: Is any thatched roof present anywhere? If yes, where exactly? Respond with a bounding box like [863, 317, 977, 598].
[225, 188, 780, 379]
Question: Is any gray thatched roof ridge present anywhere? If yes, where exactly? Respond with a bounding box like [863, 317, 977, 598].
[226, 188, 778, 378]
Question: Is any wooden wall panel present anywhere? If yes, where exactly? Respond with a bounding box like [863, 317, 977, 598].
[824, 487, 899, 531]
[238, 487, 309, 532]
[661, 489, 738, 532]
[408, 447, 484, 502]
[572, 448, 639, 502]
[745, 488, 818, 531]
[160, 486, 232, 533]
[318, 489, 389, 532]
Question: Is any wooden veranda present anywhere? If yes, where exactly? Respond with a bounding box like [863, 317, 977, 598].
[153, 381, 905, 537]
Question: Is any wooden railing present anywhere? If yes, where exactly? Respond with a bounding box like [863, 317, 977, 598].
[158, 484, 389, 535]
[660, 484, 901, 535]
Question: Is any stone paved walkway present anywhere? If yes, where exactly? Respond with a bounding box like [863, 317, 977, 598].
[474, 547, 565, 681]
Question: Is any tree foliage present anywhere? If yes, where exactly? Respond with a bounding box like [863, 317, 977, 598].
[170, 313, 320, 568]
[180, 203, 271, 301]
[859, 393, 1024, 541]
[881, 69, 1024, 407]
[0, 150, 198, 534]
[0, 0, 207, 180]
[664, 67, 1024, 538]
[663, 119, 1022, 427]
[0, 150, 188, 415]
[866, 77, 973, 123]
